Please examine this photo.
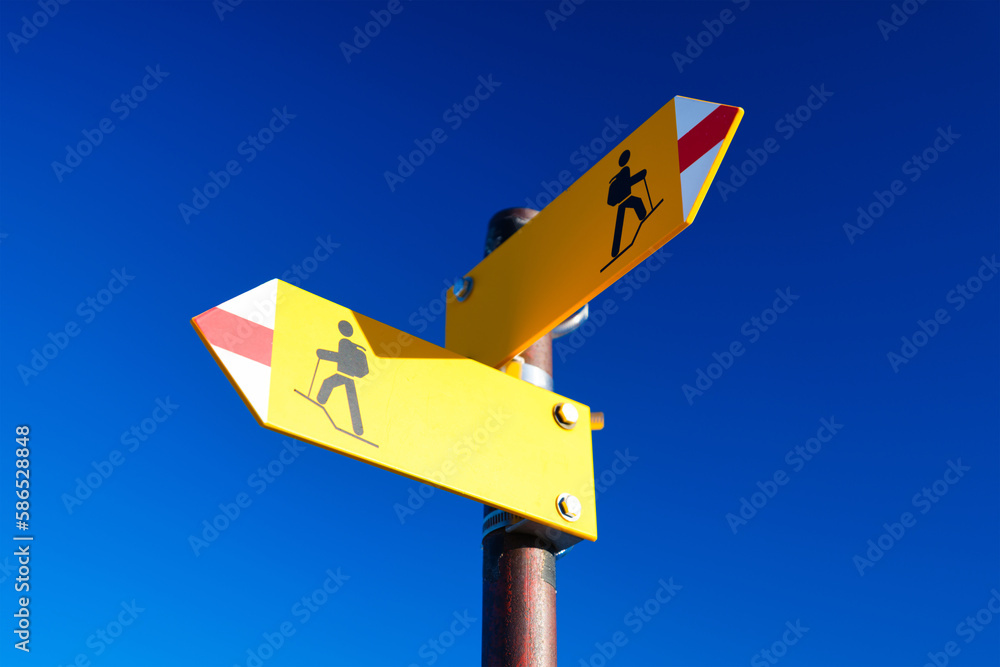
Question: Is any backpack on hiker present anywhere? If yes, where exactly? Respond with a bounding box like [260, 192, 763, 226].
[337, 339, 369, 378]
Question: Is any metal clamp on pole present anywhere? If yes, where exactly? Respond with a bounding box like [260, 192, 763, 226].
[482, 509, 521, 541]
[550, 303, 589, 339]
[482, 509, 582, 560]
[502, 354, 553, 392]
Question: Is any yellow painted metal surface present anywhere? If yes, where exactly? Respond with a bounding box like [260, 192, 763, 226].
[446, 96, 743, 368]
[193, 280, 597, 541]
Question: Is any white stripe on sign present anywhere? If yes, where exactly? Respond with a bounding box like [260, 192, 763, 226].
[214, 345, 271, 421]
[216, 279, 279, 329]
[680, 140, 723, 220]
[675, 98, 719, 139]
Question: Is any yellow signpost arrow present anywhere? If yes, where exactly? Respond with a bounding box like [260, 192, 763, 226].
[191, 279, 597, 541]
[446, 95, 743, 368]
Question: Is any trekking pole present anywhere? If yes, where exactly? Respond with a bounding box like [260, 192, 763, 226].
[642, 175, 653, 210]
[307, 357, 321, 396]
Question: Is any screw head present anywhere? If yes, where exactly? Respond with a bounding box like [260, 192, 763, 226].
[553, 402, 579, 429]
[556, 493, 582, 522]
[452, 277, 473, 301]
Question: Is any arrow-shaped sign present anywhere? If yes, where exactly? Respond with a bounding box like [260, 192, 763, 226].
[192, 279, 597, 541]
[446, 95, 743, 368]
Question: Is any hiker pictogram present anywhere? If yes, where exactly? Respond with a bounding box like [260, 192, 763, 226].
[295, 320, 378, 447]
[602, 149, 663, 272]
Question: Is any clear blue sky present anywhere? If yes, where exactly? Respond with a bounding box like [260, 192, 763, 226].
[2, 1, 998, 666]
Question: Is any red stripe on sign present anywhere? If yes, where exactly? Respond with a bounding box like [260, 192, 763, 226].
[195, 307, 273, 367]
[678, 105, 739, 173]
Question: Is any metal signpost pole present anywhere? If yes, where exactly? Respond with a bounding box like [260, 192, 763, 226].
[480, 208, 558, 667]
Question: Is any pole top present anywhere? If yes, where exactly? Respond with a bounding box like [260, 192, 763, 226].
[484, 207, 538, 257]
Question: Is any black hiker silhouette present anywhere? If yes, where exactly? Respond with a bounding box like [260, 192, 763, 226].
[608, 150, 648, 258]
[601, 150, 664, 273]
[315, 320, 368, 435]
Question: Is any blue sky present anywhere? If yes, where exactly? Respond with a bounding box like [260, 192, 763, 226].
[2, 1, 998, 666]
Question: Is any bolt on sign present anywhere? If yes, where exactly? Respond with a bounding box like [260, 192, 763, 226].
[192, 279, 598, 541]
[446, 96, 743, 368]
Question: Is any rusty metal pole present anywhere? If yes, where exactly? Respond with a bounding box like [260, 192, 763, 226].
[481, 208, 558, 667]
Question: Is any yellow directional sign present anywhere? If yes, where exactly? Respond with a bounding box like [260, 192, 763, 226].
[191, 279, 597, 541]
[446, 95, 743, 368]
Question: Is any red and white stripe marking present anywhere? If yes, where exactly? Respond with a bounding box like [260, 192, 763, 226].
[675, 98, 740, 221]
[193, 280, 278, 421]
